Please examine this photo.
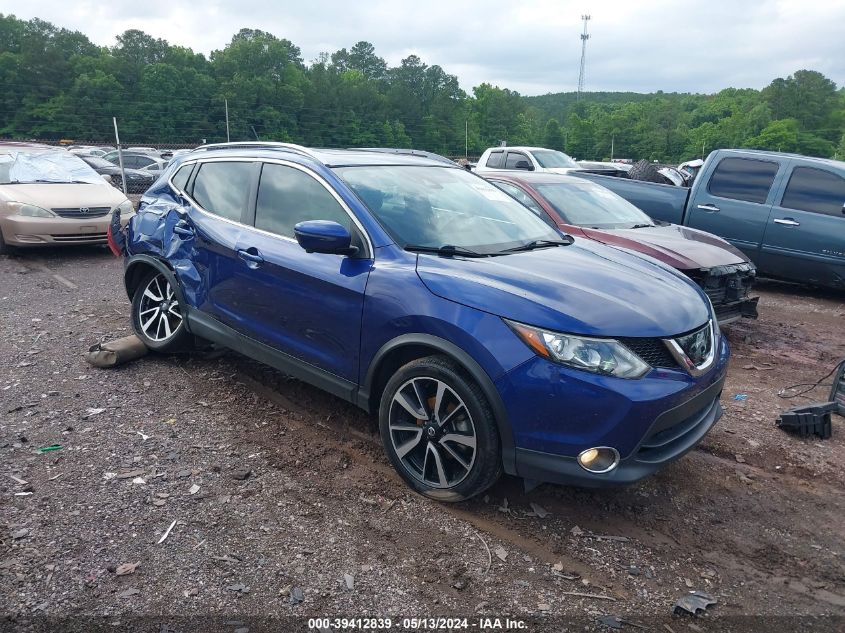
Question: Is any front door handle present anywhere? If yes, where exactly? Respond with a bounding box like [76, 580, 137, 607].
[237, 248, 265, 268]
[173, 221, 194, 238]
[696, 204, 720, 213]
[773, 218, 800, 227]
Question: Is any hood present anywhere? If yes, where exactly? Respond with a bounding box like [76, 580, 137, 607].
[582, 224, 750, 270]
[0, 183, 128, 209]
[416, 240, 710, 338]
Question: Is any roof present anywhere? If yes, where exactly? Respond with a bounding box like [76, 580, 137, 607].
[188, 142, 460, 168]
[0, 141, 56, 153]
[484, 146, 552, 153]
[717, 148, 845, 169]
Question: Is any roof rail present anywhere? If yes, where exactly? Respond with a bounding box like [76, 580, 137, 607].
[351, 147, 458, 166]
[193, 141, 321, 161]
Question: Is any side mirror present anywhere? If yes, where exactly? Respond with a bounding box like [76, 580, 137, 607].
[294, 220, 358, 256]
[514, 160, 533, 171]
[101, 174, 113, 183]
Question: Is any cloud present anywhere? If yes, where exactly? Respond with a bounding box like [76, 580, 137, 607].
[2, 0, 843, 95]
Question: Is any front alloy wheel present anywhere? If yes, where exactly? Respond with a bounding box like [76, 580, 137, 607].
[389, 377, 477, 489]
[379, 356, 502, 502]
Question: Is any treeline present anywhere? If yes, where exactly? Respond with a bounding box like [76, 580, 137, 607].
[1, 14, 844, 162]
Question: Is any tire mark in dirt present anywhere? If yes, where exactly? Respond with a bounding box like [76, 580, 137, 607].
[19, 258, 78, 289]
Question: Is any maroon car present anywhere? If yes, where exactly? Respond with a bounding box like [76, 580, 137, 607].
[483, 171, 759, 325]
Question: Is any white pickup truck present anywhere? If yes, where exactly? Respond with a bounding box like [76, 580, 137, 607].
[474, 146, 582, 174]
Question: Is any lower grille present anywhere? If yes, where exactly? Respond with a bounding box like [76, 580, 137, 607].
[51, 232, 107, 242]
[618, 337, 679, 369]
[636, 398, 719, 463]
[52, 206, 111, 218]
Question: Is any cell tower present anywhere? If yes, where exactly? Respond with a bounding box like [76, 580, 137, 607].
[577, 14, 591, 100]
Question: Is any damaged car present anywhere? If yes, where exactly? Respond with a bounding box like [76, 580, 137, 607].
[115, 143, 729, 501]
[0, 142, 134, 253]
[484, 172, 759, 325]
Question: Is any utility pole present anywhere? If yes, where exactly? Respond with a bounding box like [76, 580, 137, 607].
[112, 117, 127, 195]
[224, 99, 230, 143]
[610, 135, 614, 161]
[577, 15, 591, 100]
[465, 120, 468, 159]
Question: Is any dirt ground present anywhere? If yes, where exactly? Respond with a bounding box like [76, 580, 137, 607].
[1, 244, 844, 633]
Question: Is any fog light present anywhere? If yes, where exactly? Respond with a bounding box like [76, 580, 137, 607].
[577, 446, 620, 473]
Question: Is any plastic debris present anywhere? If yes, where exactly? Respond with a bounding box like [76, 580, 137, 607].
[37, 445, 63, 453]
[776, 402, 834, 439]
[733, 394, 748, 401]
[673, 590, 717, 616]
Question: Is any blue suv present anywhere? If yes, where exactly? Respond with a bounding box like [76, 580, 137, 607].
[117, 143, 729, 501]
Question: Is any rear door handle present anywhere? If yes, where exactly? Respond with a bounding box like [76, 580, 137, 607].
[173, 221, 194, 238]
[696, 204, 720, 213]
[237, 248, 264, 267]
[773, 218, 800, 227]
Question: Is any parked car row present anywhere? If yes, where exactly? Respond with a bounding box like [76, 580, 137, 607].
[111, 142, 729, 501]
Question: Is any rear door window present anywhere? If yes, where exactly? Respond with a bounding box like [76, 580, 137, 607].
[255, 163, 351, 238]
[485, 151, 504, 169]
[780, 167, 845, 216]
[505, 152, 531, 169]
[707, 157, 779, 204]
[191, 161, 253, 222]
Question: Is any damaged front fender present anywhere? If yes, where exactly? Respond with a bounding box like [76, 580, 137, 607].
[124, 200, 204, 310]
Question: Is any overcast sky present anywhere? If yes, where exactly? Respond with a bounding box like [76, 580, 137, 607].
[3, 0, 844, 96]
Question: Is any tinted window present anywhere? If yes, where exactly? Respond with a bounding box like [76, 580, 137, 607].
[532, 150, 578, 169]
[255, 163, 350, 238]
[781, 167, 845, 216]
[505, 152, 531, 169]
[708, 158, 778, 204]
[485, 151, 504, 169]
[490, 181, 547, 218]
[171, 164, 193, 191]
[192, 161, 253, 222]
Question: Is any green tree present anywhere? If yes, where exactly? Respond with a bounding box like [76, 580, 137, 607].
[543, 118, 564, 150]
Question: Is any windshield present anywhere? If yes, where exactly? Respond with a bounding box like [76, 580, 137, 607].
[532, 150, 578, 169]
[535, 181, 655, 229]
[335, 165, 561, 254]
[0, 151, 105, 185]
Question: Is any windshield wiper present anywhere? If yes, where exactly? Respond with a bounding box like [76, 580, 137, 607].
[629, 223, 654, 229]
[404, 244, 490, 258]
[500, 237, 573, 253]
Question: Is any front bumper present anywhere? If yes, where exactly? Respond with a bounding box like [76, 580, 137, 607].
[514, 375, 724, 487]
[497, 333, 729, 487]
[687, 263, 759, 325]
[0, 213, 134, 246]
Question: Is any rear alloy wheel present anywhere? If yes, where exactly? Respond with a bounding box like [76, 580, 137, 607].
[379, 356, 501, 502]
[131, 270, 191, 352]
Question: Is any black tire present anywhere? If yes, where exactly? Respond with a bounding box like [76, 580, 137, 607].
[379, 355, 502, 502]
[131, 269, 192, 352]
[629, 159, 670, 185]
[0, 230, 13, 256]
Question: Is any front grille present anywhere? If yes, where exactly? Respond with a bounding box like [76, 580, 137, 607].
[636, 398, 718, 463]
[50, 232, 107, 242]
[674, 322, 713, 367]
[619, 337, 679, 369]
[52, 206, 111, 218]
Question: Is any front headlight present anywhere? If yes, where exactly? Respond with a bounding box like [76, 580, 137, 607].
[116, 200, 134, 214]
[506, 319, 650, 379]
[12, 203, 55, 218]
